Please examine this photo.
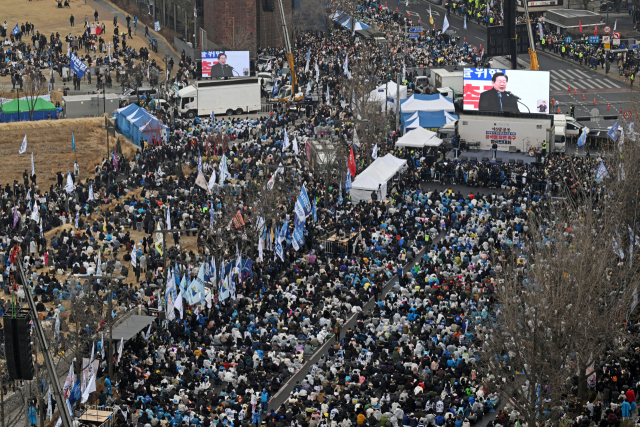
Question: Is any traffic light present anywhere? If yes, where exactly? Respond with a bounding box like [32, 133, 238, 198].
[4, 310, 34, 381]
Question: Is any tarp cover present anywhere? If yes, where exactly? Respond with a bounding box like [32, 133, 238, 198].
[115, 104, 168, 146]
[400, 94, 454, 114]
[401, 110, 458, 131]
[351, 154, 407, 203]
[396, 127, 443, 148]
[110, 315, 156, 342]
[0, 97, 57, 122]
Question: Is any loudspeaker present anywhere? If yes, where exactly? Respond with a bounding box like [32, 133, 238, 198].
[4, 310, 34, 380]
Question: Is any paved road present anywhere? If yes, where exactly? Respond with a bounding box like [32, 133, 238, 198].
[264, 182, 508, 427]
[393, 0, 634, 126]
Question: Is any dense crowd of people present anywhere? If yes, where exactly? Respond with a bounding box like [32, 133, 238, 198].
[1, 1, 639, 427]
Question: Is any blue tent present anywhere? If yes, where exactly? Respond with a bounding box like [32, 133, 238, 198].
[401, 110, 458, 131]
[330, 10, 371, 30]
[115, 104, 168, 146]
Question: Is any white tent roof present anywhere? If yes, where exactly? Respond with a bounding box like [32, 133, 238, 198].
[355, 153, 408, 184]
[350, 174, 382, 191]
[445, 111, 457, 123]
[400, 94, 454, 113]
[369, 81, 408, 113]
[395, 127, 444, 148]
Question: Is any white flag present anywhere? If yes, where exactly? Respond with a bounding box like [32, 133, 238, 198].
[63, 361, 74, 397]
[258, 237, 264, 262]
[31, 152, 35, 176]
[145, 323, 152, 340]
[157, 165, 164, 176]
[315, 62, 320, 82]
[116, 337, 124, 364]
[100, 333, 105, 359]
[614, 19, 617, 31]
[131, 247, 137, 267]
[208, 171, 217, 191]
[442, 15, 450, 33]
[175, 291, 184, 319]
[293, 136, 299, 155]
[166, 207, 171, 230]
[81, 372, 97, 403]
[89, 342, 95, 369]
[282, 129, 290, 151]
[65, 172, 76, 194]
[372, 144, 378, 159]
[47, 389, 52, 420]
[19, 135, 27, 154]
[88, 184, 94, 201]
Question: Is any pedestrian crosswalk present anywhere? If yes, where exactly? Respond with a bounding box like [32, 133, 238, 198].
[549, 69, 623, 91]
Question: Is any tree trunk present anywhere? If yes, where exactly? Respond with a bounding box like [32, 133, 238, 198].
[577, 362, 589, 402]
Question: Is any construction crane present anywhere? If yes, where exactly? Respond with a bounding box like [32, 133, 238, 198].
[274, 0, 304, 102]
[522, 0, 539, 70]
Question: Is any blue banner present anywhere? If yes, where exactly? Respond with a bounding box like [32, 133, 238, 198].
[69, 53, 88, 78]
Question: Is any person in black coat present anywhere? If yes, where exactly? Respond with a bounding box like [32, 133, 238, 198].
[478, 72, 520, 113]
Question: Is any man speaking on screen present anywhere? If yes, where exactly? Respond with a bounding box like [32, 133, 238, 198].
[211, 53, 235, 78]
[478, 72, 520, 113]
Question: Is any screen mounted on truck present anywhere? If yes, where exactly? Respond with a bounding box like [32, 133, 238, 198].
[201, 51, 250, 78]
[463, 68, 550, 115]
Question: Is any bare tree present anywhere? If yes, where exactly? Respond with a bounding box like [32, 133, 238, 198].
[482, 145, 640, 426]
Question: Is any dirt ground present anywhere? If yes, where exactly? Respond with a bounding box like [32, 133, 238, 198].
[0, 117, 135, 187]
[0, 0, 168, 87]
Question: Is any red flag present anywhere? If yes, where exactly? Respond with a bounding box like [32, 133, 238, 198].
[348, 146, 356, 178]
[579, 20, 582, 33]
[594, 24, 597, 36]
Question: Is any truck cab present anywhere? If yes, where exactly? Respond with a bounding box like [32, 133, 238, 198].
[437, 121, 457, 147]
[274, 85, 304, 102]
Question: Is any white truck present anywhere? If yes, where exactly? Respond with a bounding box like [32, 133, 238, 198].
[433, 70, 464, 99]
[177, 78, 261, 119]
[456, 114, 555, 153]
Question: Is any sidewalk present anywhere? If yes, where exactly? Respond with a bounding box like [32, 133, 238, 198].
[537, 48, 637, 90]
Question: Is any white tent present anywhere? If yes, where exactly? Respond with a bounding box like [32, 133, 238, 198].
[400, 94, 455, 114]
[369, 81, 408, 113]
[395, 127, 443, 148]
[351, 154, 408, 203]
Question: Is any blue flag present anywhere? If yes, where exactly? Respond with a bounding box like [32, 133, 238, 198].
[577, 128, 587, 147]
[464, 15, 467, 30]
[345, 171, 352, 193]
[272, 79, 279, 97]
[71, 132, 76, 152]
[313, 199, 317, 223]
[68, 378, 81, 407]
[12, 24, 20, 35]
[442, 15, 450, 33]
[294, 184, 312, 220]
[185, 262, 205, 305]
[608, 121, 619, 141]
[69, 53, 88, 78]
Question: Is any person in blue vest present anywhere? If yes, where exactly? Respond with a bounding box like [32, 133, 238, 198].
[261, 388, 269, 411]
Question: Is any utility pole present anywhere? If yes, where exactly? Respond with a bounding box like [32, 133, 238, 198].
[104, 115, 116, 159]
[15, 262, 73, 427]
[396, 72, 401, 132]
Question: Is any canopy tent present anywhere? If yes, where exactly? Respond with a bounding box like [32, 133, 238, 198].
[400, 94, 454, 114]
[402, 110, 458, 131]
[110, 315, 156, 342]
[369, 81, 408, 113]
[331, 10, 371, 30]
[395, 127, 443, 148]
[0, 97, 57, 122]
[115, 104, 168, 146]
[351, 154, 408, 203]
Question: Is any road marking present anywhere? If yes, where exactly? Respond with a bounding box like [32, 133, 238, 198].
[600, 79, 620, 88]
[550, 81, 564, 91]
[553, 69, 575, 79]
[571, 69, 593, 79]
